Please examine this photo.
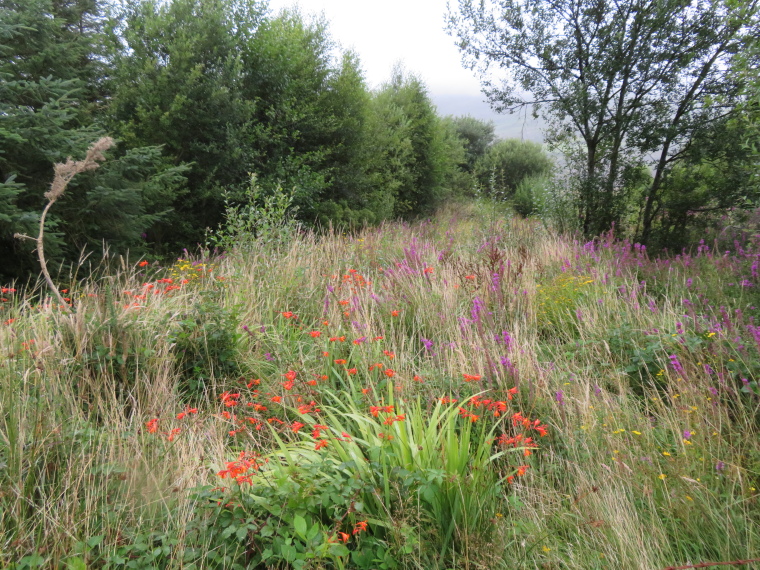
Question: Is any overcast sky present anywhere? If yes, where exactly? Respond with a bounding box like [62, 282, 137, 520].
[265, 0, 544, 141]
[267, 0, 479, 93]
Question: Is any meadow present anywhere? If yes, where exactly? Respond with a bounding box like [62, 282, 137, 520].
[2, 201, 759, 569]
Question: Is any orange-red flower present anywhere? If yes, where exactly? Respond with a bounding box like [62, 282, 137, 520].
[384, 369, 395, 378]
[284, 370, 297, 381]
[145, 418, 159, 433]
[310, 331, 321, 338]
[138, 260, 149, 267]
[353, 520, 368, 535]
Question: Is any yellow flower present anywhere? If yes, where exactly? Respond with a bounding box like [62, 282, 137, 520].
[658, 474, 667, 480]
[663, 451, 671, 456]
[542, 546, 551, 552]
[632, 431, 642, 435]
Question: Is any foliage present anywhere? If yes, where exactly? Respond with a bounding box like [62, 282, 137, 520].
[4, 205, 760, 568]
[209, 174, 301, 253]
[0, 0, 187, 283]
[449, 115, 496, 173]
[448, 0, 760, 243]
[475, 139, 553, 201]
[168, 287, 241, 400]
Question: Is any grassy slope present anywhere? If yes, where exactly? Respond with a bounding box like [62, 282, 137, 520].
[1, 201, 759, 569]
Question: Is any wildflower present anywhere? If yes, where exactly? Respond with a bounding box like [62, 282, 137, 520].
[424, 267, 434, 274]
[413, 375, 424, 383]
[282, 380, 295, 390]
[384, 369, 395, 378]
[167, 428, 181, 442]
[146, 419, 159, 434]
[334, 359, 347, 365]
[310, 331, 321, 338]
[271, 396, 282, 403]
[383, 350, 395, 359]
[138, 260, 149, 267]
[322, 351, 330, 357]
[284, 370, 297, 381]
[391, 310, 399, 317]
[338, 532, 350, 543]
[314, 439, 329, 450]
[282, 311, 295, 318]
[347, 367, 358, 375]
[291, 422, 305, 433]
[463, 374, 481, 382]
[507, 387, 518, 400]
[353, 520, 368, 535]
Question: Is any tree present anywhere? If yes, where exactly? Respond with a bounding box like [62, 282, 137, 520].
[448, 0, 760, 241]
[449, 115, 496, 172]
[0, 0, 189, 283]
[474, 138, 553, 198]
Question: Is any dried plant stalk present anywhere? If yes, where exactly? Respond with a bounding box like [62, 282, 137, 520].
[15, 137, 115, 310]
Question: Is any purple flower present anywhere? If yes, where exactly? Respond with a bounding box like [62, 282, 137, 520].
[683, 430, 692, 440]
[264, 352, 274, 361]
[668, 354, 684, 374]
[421, 337, 434, 351]
[716, 461, 726, 472]
[555, 390, 565, 405]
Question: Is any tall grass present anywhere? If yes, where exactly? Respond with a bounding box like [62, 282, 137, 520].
[1, 200, 759, 568]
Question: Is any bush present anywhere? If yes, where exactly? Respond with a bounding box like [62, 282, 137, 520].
[474, 139, 553, 200]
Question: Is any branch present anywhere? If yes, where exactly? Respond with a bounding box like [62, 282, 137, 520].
[15, 137, 114, 311]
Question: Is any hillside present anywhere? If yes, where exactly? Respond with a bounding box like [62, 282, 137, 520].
[2, 202, 759, 569]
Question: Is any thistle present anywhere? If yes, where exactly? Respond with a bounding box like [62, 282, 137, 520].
[15, 137, 115, 311]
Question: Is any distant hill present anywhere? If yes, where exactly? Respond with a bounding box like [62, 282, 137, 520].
[431, 93, 545, 142]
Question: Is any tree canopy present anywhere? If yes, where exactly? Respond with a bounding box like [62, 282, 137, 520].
[448, 0, 760, 242]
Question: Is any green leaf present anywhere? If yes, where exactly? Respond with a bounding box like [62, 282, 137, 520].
[236, 526, 248, 541]
[293, 514, 307, 539]
[65, 558, 87, 570]
[86, 534, 104, 549]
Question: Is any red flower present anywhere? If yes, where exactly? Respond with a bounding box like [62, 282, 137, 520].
[145, 419, 159, 433]
[138, 260, 149, 267]
[384, 369, 395, 378]
[310, 331, 321, 338]
[284, 370, 297, 381]
[314, 439, 329, 450]
[353, 520, 368, 535]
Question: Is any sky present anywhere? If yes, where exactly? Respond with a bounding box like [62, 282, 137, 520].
[265, 0, 545, 141]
